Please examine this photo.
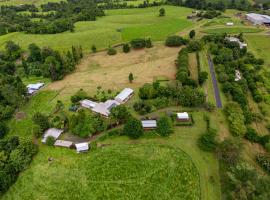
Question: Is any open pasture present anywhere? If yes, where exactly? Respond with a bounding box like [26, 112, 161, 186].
[2, 144, 200, 200]
[45, 44, 179, 102]
[0, 6, 193, 51]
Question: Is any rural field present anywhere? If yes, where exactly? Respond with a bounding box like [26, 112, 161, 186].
[0, 6, 194, 51]
[1, 0, 270, 199]
[1, 144, 200, 200]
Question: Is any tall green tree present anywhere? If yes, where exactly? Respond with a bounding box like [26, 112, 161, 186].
[123, 118, 144, 139]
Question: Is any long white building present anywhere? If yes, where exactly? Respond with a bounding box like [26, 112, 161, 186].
[246, 13, 270, 25]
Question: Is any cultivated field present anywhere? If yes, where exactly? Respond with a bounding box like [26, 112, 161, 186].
[0, 6, 194, 51]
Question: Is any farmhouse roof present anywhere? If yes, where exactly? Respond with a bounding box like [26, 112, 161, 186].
[75, 143, 89, 153]
[114, 88, 134, 103]
[177, 112, 189, 119]
[54, 140, 73, 148]
[42, 128, 64, 143]
[27, 83, 44, 90]
[226, 37, 247, 49]
[141, 120, 157, 128]
[80, 99, 97, 109]
[92, 100, 120, 117]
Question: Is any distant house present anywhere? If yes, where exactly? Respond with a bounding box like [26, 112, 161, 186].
[27, 83, 44, 95]
[114, 88, 134, 104]
[177, 112, 190, 122]
[226, 37, 247, 49]
[42, 128, 64, 143]
[92, 100, 120, 117]
[75, 143, 89, 153]
[141, 120, 157, 130]
[54, 140, 73, 148]
[226, 22, 234, 26]
[246, 13, 270, 25]
[80, 99, 97, 109]
[235, 70, 242, 81]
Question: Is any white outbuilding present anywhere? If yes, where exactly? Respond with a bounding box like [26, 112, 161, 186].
[27, 83, 44, 95]
[75, 143, 89, 153]
[226, 37, 247, 49]
[226, 22, 234, 26]
[141, 120, 157, 130]
[177, 112, 190, 121]
[114, 88, 134, 104]
[42, 128, 64, 143]
[54, 140, 73, 148]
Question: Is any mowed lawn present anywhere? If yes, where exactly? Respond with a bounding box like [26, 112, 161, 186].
[0, 6, 193, 51]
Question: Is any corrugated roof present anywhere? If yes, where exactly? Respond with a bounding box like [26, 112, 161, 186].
[27, 83, 44, 90]
[141, 120, 157, 128]
[75, 143, 89, 152]
[177, 112, 189, 119]
[80, 99, 97, 109]
[54, 140, 73, 147]
[115, 88, 134, 103]
[42, 128, 64, 143]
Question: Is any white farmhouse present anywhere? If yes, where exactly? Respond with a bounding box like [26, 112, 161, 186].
[226, 37, 247, 49]
[141, 120, 157, 130]
[177, 112, 190, 122]
[80, 99, 97, 109]
[27, 83, 44, 95]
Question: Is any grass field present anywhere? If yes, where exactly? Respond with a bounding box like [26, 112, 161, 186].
[201, 27, 263, 34]
[0, 6, 194, 51]
[0, 0, 61, 6]
[1, 144, 200, 200]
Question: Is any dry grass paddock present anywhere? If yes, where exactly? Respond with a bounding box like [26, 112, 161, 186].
[46, 44, 179, 100]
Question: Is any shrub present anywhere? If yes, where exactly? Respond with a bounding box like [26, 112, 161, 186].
[198, 128, 217, 152]
[107, 47, 117, 55]
[245, 127, 260, 143]
[224, 102, 246, 136]
[130, 38, 146, 49]
[198, 71, 208, 85]
[0, 122, 8, 139]
[217, 138, 242, 166]
[46, 136, 55, 146]
[91, 45, 97, 53]
[165, 36, 188, 47]
[123, 43, 130, 53]
[123, 118, 144, 139]
[32, 112, 50, 132]
[256, 154, 270, 174]
[145, 38, 153, 48]
[204, 102, 215, 112]
[187, 41, 201, 52]
[71, 89, 88, 104]
[157, 116, 173, 136]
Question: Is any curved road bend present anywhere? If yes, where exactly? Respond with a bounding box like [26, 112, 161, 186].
[207, 55, 222, 108]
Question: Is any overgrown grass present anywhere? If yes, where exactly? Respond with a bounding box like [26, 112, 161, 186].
[2, 144, 200, 200]
[0, 6, 193, 51]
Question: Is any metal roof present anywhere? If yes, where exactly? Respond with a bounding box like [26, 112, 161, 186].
[141, 120, 157, 128]
[42, 128, 64, 143]
[54, 140, 73, 148]
[115, 88, 134, 103]
[80, 99, 97, 109]
[75, 143, 89, 152]
[177, 112, 189, 119]
[27, 83, 44, 90]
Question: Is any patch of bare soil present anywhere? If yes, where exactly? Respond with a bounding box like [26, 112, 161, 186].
[15, 111, 26, 120]
[46, 44, 180, 97]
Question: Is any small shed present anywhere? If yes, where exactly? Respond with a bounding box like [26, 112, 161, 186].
[80, 99, 97, 109]
[141, 120, 157, 130]
[27, 83, 44, 95]
[177, 112, 190, 121]
[42, 128, 64, 143]
[114, 88, 134, 104]
[75, 143, 89, 153]
[54, 140, 73, 148]
[226, 22, 234, 26]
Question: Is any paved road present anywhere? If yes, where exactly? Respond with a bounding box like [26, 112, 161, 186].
[207, 55, 222, 108]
